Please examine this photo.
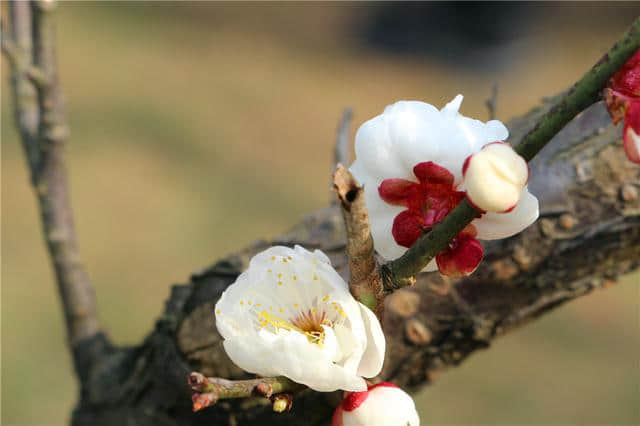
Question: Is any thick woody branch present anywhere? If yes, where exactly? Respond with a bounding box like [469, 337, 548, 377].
[70, 98, 638, 426]
[187, 372, 303, 412]
[5, 0, 101, 353]
[383, 18, 640, 285]
[332, 165, 386, 313]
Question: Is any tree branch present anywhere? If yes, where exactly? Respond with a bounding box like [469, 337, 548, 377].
[382, 18, 640, 285]
[5, 0, 102, 358]
[330, 108, 353, 203]
[485, 83, 498, 120]
[333, 107, 353, 167]
[188, 372, 304, 412]
[59, 100, 638, 426]
[7, 4, 638, 425]
[333, 165, 386, 313]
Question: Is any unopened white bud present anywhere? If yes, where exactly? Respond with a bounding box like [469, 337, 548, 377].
[462, 142, 528, 213]
[332, 382, 420, 426]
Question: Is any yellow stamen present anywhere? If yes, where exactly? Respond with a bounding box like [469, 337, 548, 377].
[258, 309, 326, 345]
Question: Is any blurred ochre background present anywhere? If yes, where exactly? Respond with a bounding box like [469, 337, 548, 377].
[2, 3, 639, 425]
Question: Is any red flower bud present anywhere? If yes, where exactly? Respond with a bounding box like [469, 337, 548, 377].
[604, 49, 640, 164]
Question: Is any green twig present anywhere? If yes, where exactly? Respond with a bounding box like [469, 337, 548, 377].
[188, 372, 304, 412]
[382, 18, 640, 287]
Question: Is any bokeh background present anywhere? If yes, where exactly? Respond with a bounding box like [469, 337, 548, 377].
[2, 3, 639, 425]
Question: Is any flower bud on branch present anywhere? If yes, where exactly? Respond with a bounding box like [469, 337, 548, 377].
[332, 382, 420, 426]
[462, 142, 529, 213]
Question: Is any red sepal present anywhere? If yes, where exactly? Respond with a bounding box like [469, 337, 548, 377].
[379, 179, 420, 207]
[436, 226, 484, 277]
[392, 210, 425, 248]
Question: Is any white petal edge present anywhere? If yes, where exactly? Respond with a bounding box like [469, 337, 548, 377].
[474, 188, 539, 240]
[224, 330, 367, 393]
[355, 303, 386, 378]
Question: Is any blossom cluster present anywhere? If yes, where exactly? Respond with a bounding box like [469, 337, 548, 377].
[350, 95, 538, 277]
[213, 95, 543, 424]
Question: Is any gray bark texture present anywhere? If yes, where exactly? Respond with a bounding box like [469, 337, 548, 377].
[70, 98, 640, 426]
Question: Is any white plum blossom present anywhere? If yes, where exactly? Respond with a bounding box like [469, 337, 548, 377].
[462, 142, 529, 213]
[350, 95, 539, 277]
[215, 245, 386, 392]
[332, 382, 420, 426]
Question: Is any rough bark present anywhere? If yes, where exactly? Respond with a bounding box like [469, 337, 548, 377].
[71, 99, 639, 426]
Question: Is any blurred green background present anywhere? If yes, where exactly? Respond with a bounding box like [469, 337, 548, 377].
[2, 3, 639, 425]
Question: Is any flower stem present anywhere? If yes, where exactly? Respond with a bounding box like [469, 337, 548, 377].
[383, 17, 640, 286]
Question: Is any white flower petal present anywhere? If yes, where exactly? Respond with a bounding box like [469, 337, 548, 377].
[474, 188, 539, 240]
[441, 94, 463, 116]
[386, 101, 442, 171]
[484, 119, 509, 143]
[356, 303, 386, 378]
[355, 114, 409, 180]
[215, 245, 386, 392]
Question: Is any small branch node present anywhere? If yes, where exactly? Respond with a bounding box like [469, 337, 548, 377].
[271, 393, 293, 413]
[254, 382, 274, 398]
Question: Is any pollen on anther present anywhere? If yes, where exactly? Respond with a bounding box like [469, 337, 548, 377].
[279, 308, 284, 313]
[277, 281, 283, 286]
[313, 274, 318, 281]
[292, 275, 298, 281]
[277, 273, 283, 278]
[215, 309, 221, 315]
[322, 294, 330, 302]
[267, 268, 272, 273]
[294, 303, 299, 308]
[240, 300, 244, 306]
[271, 256, 276, 261]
